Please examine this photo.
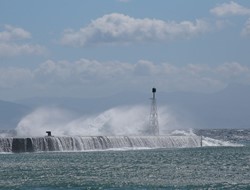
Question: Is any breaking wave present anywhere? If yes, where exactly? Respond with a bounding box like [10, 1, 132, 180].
[170, 129, 243, 147]
[15, 106, 177, 137]
[0, 106, 243, 152]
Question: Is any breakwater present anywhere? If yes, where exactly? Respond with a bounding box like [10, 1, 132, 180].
[0, 135, 201, 153]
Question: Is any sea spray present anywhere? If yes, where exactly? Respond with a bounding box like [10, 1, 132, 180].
[15, 107, 76, 137]
[201, 136, 243, 147]
[11, 106, 244, 149]
[15, 105, 177, 137]
[169, 129, 243, 147]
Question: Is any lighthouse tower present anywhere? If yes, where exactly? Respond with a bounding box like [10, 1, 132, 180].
[149, 87, 159, 135]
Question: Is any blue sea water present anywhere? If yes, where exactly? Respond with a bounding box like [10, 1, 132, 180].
[0, 146, 250, 189]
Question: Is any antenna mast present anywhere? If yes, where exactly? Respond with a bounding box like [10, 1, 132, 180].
[149, 87, 159, 135]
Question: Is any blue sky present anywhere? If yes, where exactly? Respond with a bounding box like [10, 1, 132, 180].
[1, 0, 250, 100]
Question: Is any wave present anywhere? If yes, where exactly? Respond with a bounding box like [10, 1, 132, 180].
[170, 129, 243, 147]
[202, 136, 243, 147]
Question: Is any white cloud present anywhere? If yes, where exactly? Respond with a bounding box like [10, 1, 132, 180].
[0, 67, 33, 88]
[36, 59, 133, 81]
[1, 59, 250, 97]
[210, 1, 250, 16]
[241, 18, 250, 36]
[0, 43, 46, 57]
[216, 62, 250, 77]
[61, 13, 210, 47]
[215, 19, 233, 30]
[134, 60, 158, 75]
[0, 25, 47, 57]
[0, 25, 31, 42]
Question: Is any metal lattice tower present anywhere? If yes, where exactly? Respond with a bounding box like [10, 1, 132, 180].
[149, 87, 159, 135]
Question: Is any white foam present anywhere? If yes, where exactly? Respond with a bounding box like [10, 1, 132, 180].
[202, 136, 243, 147]
[170, 129, 243, 147]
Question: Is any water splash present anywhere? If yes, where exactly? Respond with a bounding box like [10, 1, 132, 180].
[170, 129, 243, 147]
[13, 106, 243, 147]
[15, 105, 176, 137]
[202, 136, 243, 147]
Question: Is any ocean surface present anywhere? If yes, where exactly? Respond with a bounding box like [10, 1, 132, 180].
[0, 129, 250, 189]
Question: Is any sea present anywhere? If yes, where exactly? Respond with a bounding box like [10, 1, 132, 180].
[0, 129, 250, 190]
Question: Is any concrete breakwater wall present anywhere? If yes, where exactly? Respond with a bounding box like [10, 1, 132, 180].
[0, 136, 202, 153]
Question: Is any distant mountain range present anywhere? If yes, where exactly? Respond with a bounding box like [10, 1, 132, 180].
[1, 84, 250, 129]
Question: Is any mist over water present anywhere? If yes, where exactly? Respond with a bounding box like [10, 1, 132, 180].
[15, 105, 178, 137]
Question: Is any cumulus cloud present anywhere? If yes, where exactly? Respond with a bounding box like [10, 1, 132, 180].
[35, 59, 133, 85]
[215, 19, 233, 30]
[61, 13, 210, 47]
[0, 67, 33, 88]
[134, 60, 158, 75]
[0, 43, 46, 57]
[0, 25, 31, 42]
[0, 25, 47, 57]
[210, 1, 250, 16]
[241, 18, 250, 36]
[216, 62, 250, 77]
[1, 59, 250, 96]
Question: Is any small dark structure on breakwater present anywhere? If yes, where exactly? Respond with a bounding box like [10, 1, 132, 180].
[46, 131, 52, 137]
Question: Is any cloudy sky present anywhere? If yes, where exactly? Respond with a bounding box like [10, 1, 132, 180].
[1, 0, 250, 100]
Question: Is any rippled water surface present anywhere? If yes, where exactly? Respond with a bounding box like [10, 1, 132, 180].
[1, 147, 250, 189]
